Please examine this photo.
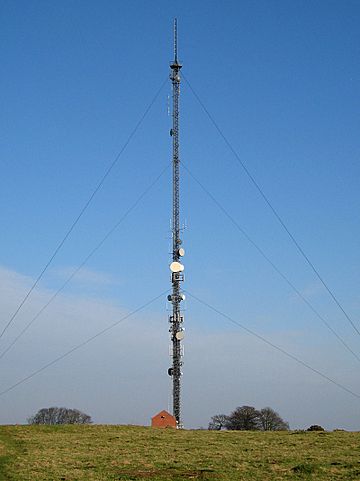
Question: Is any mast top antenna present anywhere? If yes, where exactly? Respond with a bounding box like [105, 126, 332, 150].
[171, 18, 182, 69]
[174, 18, 178, 62]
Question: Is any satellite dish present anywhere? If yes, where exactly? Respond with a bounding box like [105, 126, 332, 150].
[176, 331, 185, 340]
[170, 261, 184, 273]
[167, 294, 172, 302]
[180, 293, 186, 301]
[178, 247, 185, 257]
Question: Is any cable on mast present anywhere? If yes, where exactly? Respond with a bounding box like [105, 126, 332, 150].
[182, 74, 360, 340]
[0, 77, 168, 343]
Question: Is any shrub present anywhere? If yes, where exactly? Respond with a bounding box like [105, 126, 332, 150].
[307, 424, 325, 431]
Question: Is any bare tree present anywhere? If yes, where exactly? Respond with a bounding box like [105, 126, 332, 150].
[226, 406, 261, 431]
[258, 407, 289, 431]
[208, 414, 228, 430]
[209, 405, 289, 431]
[28, 407, 92, 425]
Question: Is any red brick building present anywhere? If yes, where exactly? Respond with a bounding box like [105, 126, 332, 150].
[151, 410, 177, 428]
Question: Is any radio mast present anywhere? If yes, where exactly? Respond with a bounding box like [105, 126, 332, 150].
[168, 18, 185, 428]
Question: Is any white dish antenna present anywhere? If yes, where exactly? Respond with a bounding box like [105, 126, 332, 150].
[175, 331, 185, 340]
[178, 247, 185, 257]
[170, 261, 184, 273]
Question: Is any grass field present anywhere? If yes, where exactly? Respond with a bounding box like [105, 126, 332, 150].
[0, 425, 359, 480]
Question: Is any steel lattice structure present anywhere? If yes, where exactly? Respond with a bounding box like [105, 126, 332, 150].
[168, 18, 185, 428]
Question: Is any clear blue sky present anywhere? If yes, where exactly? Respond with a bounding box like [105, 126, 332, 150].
[0, 0, 359, 429]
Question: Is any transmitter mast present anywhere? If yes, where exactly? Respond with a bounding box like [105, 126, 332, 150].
[168, 18, 185, 428]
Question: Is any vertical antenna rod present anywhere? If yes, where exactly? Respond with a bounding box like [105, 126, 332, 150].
[168, 18, 185, 428]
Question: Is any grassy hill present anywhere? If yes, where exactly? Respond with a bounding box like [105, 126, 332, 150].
[0, 425, 359, 480]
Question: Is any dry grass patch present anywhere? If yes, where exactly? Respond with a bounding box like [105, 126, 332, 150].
[0, 426, 360, 480]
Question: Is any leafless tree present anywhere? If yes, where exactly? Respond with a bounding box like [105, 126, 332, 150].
[209, 405, 289, 431]
[226, 406, 261, 431]
[258, 407, 289, 431]
[208, 414, 228, 430]
[28, 407, 92, 425]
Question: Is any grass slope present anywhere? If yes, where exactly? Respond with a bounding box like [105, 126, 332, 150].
[0, 425, 359, 480]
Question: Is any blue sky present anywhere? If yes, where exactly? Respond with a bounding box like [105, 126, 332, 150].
[0, 0, 359, 429]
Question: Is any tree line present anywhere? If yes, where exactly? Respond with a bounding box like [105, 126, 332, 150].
[209, 405, 289, 431]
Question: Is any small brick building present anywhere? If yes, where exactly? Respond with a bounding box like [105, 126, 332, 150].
[151, 410, 177, 428]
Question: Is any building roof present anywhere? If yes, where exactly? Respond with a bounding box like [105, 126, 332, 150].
[151, 409, 174, 420]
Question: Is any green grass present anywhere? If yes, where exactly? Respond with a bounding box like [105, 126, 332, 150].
[0, 425, 360, 480]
